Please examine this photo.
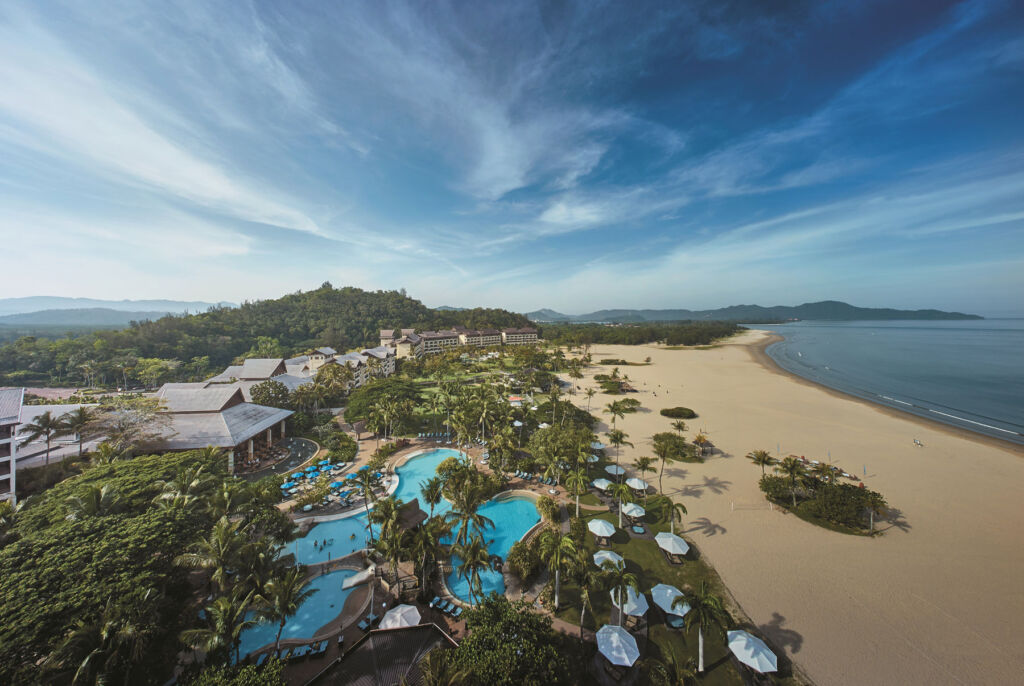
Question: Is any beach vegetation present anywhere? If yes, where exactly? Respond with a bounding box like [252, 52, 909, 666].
[542, 321, 743, 348]
[660, 406, 697, 419]
[759, 472, 888, 535]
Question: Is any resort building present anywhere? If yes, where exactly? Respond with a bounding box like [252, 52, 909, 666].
[501, 327, 539, 345]
[151, 386, 292, 474]
[306, 347, 338, 371]
[0, 388, 24, 504]
[207, 358, 288, 383]
[457, 328, 503, 347]
[419, 330, 461, 355]
[361, 345, 397, 376]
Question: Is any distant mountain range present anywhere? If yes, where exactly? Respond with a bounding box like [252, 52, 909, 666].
[0, 308, 178, 327]
[434, 305, 468, 311]
[526, 301, 982, 323]
[0, 296, 232, 318]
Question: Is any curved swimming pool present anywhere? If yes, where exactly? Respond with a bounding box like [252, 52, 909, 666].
[292, 448, 539, 603]
[237, 568, 357, 658]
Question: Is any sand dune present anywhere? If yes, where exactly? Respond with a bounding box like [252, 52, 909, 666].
[566, 332, 1024, 686]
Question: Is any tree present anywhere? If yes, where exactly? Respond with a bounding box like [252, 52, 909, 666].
[671, 420, 688, 436]
[416, 648, 468, 686]
[652, 432, 688, 493]
[604, 401, 625, 429]
[746, 449, 776, 476]
[538, 528, 576, 610]
[93, 396, 170, 456]
[678, 581, 729, 673]
[567, 553, 596, 643]
[187, 657, 285, 686]
[444, 484, 494, 549]
[642, 652, 697, 686]
[153, 463, 215, 511]
[180, 590, 257, 666]
[249, 380, 292, 410]
[607, 429, 632, 467]
[453, 534, 490, 605]
[450, 596, 572, 685]
[65, 484, 123, 521]
[600, 559, 639, 627]
[774, 456, 808, 508]
[584, 388, 596, 413]
[18, 410, 67, 467]
[565, 468, 588, 518]
[609, 482, 633, 528]
[175, 516, 248, 595]
[692, 433, 709, 456]
[60, 407, 98, 458]
[667, 499, 687, 536]
[633, 456, 654, 503]
[355, 469, 379, 542]
[410, 517, 449, 597]
[420, 477, 444, 519]
[258, 567, 318, 657]
[375, 524, 407, 584]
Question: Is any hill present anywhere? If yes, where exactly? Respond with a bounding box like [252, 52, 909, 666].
[0, 284, 530, 387]
[0, 296, 231, 317]
[526, 300, 981, 322]
[0, 308, 174, 326]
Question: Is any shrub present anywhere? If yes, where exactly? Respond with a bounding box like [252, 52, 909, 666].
[323, 431, 358, 462]
[568, 516, 586, 544]
[507, 537, 541, 582]
[536, 495, 559, 524]
[660, 406, 696, 419]
[801, 483, 878, 529]
[758, 475, 793, 504]
[599, 359, 628, 365]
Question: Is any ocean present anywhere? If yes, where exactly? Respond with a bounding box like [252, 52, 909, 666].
[751, 320, 1024, 445]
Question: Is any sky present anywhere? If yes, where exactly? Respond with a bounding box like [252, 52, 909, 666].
[1, 1, 1022, 316]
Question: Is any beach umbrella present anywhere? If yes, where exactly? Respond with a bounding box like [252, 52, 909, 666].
[593, 550, 623, 568]
[591, 442, 606, 450]
[379, 604, 422, 630]
[330, 481, 344, 489]
[280, 481, 297, 489]
[592, 478, 612, 490]
[625, 477, 648, 491]
[513, 420, 523, 427]
[347, 474, 358, 480]
[605, 465, 625, 476]
[621, 502, 645, 518]
[587, 454, 600, 463]
[318, 460, 330, 466]
[596, 625, 640, 667]
[650, 584, 689, 617]
[727, 630, 778, 673]
[655, 531, 690, 556]
[359, 465, 370, 471]
[538, 422, 551, 429]
[588, 519, 616, 538]
[610, 586, 649, 617]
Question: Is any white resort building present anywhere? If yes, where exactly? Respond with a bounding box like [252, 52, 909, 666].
[0, 388, 24, 504]
[379, 326, 537, 358]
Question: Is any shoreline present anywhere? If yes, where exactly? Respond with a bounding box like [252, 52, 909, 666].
[743, 331, 1024, 456]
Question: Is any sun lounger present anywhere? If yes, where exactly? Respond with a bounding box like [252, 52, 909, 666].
[631, 525, 645, 534]
[255, 652, 268, 666]
[440, 600, 454, 614]
[451, 606, 463, 619]
[430, 596, 441, 608]
[358, 619, 370, 631]
[313, 640, 328, 656]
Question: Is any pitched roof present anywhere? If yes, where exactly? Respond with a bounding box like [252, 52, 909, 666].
[0, 388, 25, 425]
[157, 386, 244, 413]
[360, 345, 395, 359]
[380, 329, 396, 338]
[314, 347, 337, 355]
[285, 355, 310, 365]
[154, 403, 293, 450]
[238, 358, 287, 379]
[334, 352, 367, 368]
[310, 625, 457, 686]
[206, 365, 243, 382]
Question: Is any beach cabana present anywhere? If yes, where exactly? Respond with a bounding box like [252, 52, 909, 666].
[655, 532, 690, 561]
[513, 420, 523, 427]
[596, 625, 640, 667]
[727, 630, 778, 673]
[589, 518, 616, 544]
[587, 454, 600, 463]
[592, 478, 612, 490]
[651, 583, 689, 617]
[591, 442, 607, 451]
[379, 604, 422, 630]
[621, 502, 645, 519]
[593, 550, 624, 569]
[625, 477, 648, 491]
[605, 465, 625, 477]
[610, 587, 649, 618]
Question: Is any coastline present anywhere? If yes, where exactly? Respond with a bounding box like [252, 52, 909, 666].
[744, 331, 1024, 456]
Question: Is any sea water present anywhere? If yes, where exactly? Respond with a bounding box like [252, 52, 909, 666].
[754, 320, 1024, 445]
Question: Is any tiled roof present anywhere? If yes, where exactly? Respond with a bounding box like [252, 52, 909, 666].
[238, 358, 287, 379]
[154, 403, 292, 450]
[0, 388, 25, 425]
[157, 386, 244, 413]
[360, 346, 395, 359]
[315, 347, 337, 355]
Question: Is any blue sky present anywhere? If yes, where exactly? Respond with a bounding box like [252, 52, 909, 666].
[1, 1, 1022, 315]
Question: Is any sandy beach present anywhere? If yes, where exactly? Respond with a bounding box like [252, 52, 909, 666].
[567, 331, 1024, 686]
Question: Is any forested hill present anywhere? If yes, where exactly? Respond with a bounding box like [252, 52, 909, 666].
[0, 284, 530, 387]
[527, 300, 982, 322]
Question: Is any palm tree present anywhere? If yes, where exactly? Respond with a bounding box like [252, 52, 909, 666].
[642, 652, 698, 686]
[88, 442, 125, 467]
[600, 560, 639, 627]
[416, 647, 469, 686]
[604, 401, 625, 429]
[692, 433, 709, 456]
[376, 525, 407, 584]
[746, 449, 776, 476]
[633, 456, 654, 504]
[671, 420, 688, 436]
[180, 590, 257, 666]
[866, 491, 888, 533]
[666, 499, 687, 536]
[585, 388, 596, 413]
[153, 463, 214, 510]
[568, 554, 596, 642]
[258, 567, 318, 657]
[811, 461, 837, 485]
[607, 429, 632, 468]
[565, 468, 588, 518]
[60, 407, 97, 458]
[174, 516, 247, 595]
[444, 486, 494, 548]
[65, 484, 122, 521]
[410, 517, 449, 596]
[19, 410, 68, 467]
[774, 456, 808, 508]
[206, 480, 250, 520]
[609, 481, 633, 529]
[453, 534, 489, 605]
[420, 477, 444, 519]
[355, 469, 379, 542]
[678, 581, 729, 673]
[538, 528, 576, 610]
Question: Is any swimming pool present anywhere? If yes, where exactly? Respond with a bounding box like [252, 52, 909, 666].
[292, 448, 539, 604]
[237, 568, 357, 658]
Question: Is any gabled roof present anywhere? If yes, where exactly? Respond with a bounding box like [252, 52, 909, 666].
[380, 329, 396, 338]
[238, 358, 287, 380]
[157, 386, 244, 413]
[361, 346, 395, 359]
[285, 355, 310, 365]
[284, 363, 311, 377]
[313, 347, 337, 355]
[0, 388, 25, 425]
[206, 365, 243, 383]
[154, 403, 292, 450]
[334, 352, 367, 368]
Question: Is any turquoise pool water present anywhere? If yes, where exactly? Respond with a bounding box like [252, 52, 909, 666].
[237, 568, 357, 658]
[292, 448, 539, 603]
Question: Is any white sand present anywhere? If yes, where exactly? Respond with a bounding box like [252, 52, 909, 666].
[566, 332, 1024, 686]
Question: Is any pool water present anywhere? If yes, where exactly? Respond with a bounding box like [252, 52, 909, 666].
[292, 448, 539, 604]
[237, 568, 357, 658]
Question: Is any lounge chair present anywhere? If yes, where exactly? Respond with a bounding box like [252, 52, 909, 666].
[440, 600, 454, 614]
[313, 640, 328, 656]
[255, 653, 268, 666]
[357, 619, 370, 631]
[430, 596, 441, 608]
[451, 606, 463, 619]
